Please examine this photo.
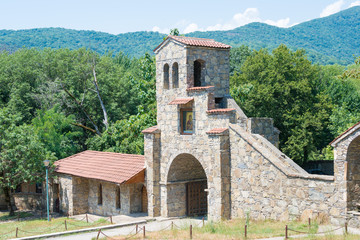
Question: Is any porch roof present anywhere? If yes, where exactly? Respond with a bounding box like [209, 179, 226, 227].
[54, 150, 145, 184]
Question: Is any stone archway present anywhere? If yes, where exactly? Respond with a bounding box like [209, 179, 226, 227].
[346, 135, 360, 211]
[166, 153, 207, 217]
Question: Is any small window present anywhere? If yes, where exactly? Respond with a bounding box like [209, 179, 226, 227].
[194, 60, 202, 87]
[36, 183, 42, 193]
[172, 62, 179, 88]
[116, 186, 121, 209]
[215, 98, 224, 108]
[98, 184, 103, 205]
[164, 64, 169, 89]
[180, 109, 193, 135]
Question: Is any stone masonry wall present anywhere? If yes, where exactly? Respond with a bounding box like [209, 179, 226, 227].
[56, 175, 73, 215]
[186, 47, 230, 97]
[230, 125, 345, 225]
[247, 118, 280, 148]
[73, 176, 89, 215]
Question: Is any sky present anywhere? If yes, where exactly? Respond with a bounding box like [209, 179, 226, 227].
[0, 0, 359, 35]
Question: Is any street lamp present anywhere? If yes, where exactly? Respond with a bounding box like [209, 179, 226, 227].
[43, 160, 50, 222]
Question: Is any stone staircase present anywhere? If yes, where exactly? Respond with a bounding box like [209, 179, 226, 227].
[229, 123, 309, 177]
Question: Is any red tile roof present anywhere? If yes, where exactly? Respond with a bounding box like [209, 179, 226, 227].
[206, 128, 229, 135]
[330, 121, 360, 146]
[168, 98, 194, 105]
[207, 108, 236, 114]
[142, 125, 159, 134]
[54, 150, 145, 184]
[154, 35, 231, 52]
[186, 86, 214, 92]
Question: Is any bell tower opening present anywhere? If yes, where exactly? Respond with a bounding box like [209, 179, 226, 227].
[194, 60, 204, 87]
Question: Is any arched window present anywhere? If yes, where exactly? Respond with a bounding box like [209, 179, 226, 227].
[163, 64, 169, 89]
[172, 62, 179, 88]
[194, 60, 205, 87]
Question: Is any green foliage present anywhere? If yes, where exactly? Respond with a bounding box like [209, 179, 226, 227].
[87, 53, 157, 154]
[229, 45, 252, 75]
[231, 45, 333, 164]
[32, 106, 83, 159]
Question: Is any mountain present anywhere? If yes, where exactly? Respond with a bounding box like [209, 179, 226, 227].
[0, 6, 359, 65]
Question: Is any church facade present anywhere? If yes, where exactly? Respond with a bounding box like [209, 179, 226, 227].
[142, 35, 360, 226]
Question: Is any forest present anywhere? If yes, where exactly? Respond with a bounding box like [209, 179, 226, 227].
[0, 6, 359, 65]
[0, 45, 360, 208]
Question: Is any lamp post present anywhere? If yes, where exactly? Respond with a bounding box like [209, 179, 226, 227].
[43, 160, 50, 222]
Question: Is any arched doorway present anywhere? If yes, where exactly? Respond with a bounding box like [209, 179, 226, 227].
[346, 135, 360, 211]
[166, 153, 207, 217]
[141, 185, 148, 213]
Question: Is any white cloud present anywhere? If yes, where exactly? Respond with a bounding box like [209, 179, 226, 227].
[349, 0, 360, 7]
[152, 26, 169, 34]
[183, 23, 203, 34]
[264, 18, 291, 28]
[320, 0, 344, 17]
[181, 8, 292, 33]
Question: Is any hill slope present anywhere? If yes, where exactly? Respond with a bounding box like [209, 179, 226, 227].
[0, 6, 359, 64]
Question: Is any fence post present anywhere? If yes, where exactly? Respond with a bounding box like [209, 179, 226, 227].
[143, 225, 146, 239]
[67, 212, 69, 219]
[96, 229, 101, 240]
[86, 214, 88, 223]
[136, 224, 138, 233]
[202, 217, 204, 227]
[285, 225, 288, 239]
[190, 224, 193, 239]
[308, 218, 311, 231]
[171, 221, 173, 230]
[345, 222, 348, 234]
[110, 215, 113, 224]
[245, 224, 247, 238]
[17, 214, 20, 221]
[65, 220, 67, 230]
[16, 227, 18, 238]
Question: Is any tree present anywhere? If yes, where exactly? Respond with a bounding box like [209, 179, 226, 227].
[32, 106, 83, 159]
[229, 45, 252, 75]
[231, 45, 333, 164]
[0, 108, 55, 215]
[170, 28, 180, 36]
[87, 53, 157, 154]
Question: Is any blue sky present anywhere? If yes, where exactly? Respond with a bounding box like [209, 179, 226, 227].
[0, 0, 359, 35]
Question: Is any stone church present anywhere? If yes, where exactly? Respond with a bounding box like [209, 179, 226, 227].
[142, 35, 360, 227]
[46, 35, 360, 227]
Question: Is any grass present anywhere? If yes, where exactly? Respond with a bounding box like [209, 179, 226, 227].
[0, 211, 33, 221]
[103, 218, 321, 240]
[0, 216, 109, 240]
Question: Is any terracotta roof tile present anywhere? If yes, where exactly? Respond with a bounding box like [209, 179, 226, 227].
[169, 36, 231, 49]
[168, 98, 194, 105]
[54, 150, 144, 184]
[206, 128, 229, 135]
[142, 125, 159, 134]
[186, 86, 214, 92]
[207, 108, 236, 114]
[330, 121, 360, 146]
[154, 36, 231, 52]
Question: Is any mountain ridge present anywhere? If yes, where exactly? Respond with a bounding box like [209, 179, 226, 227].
[1, 6, 359, 65]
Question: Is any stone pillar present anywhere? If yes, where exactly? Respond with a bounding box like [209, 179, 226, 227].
[220, 134, 231, 219]
[144, 131, 161, 217]
[333, 141, 350, 222]
[207, 133, 231, 221]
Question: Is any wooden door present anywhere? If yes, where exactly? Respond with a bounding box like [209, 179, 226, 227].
[186, 181, 207, 216]
[141, 186, 148, 213]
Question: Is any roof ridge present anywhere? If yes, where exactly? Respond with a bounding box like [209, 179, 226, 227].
[169, 35, 215, 41]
